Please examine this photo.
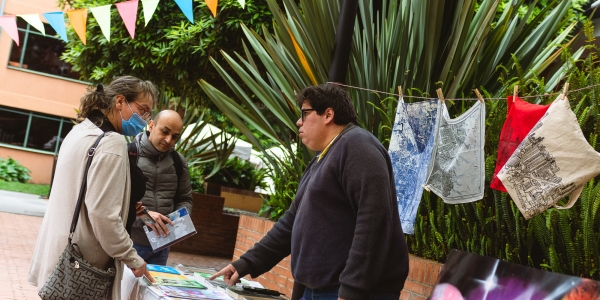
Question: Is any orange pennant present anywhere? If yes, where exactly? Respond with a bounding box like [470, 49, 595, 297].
[205, 0, 218, 17]
[67, 9, 88, 45]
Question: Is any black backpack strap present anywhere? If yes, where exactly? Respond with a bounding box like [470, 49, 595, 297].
[127, 141, 139, 165]
[171, 151, 183, 194]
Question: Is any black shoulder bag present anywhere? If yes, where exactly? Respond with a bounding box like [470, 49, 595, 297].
[39, 132, 117, 300]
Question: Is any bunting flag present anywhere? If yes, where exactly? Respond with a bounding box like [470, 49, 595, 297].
[43, 12, 68, 42]
[175, 0, 194, 23]
[0, 16, 19, 46]
[89, 4, 111, 42]
[19, 14, 45, 36]
[205, 0, 218, 18]
[388, 97, 442, 234]
[237, 0, 245, 9]
[424, 101, 486, 204]
[116, 0, 139, 39]
[142, 0, 160, 26]
[498, 96, 600, 219]
[490, 96, 550, 192]
[66, 9, 88, 45]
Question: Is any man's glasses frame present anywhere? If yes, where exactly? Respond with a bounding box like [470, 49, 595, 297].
[300, 108, 317, 122]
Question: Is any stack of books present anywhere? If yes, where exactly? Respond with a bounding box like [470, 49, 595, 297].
[144, 264, 231, 300]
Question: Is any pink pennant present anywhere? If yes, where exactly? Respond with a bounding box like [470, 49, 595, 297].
[0, 15, 19, 46]
[116, 0, 139, 39]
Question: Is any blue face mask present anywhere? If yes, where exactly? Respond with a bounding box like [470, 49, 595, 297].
[120, 101, 147, 136]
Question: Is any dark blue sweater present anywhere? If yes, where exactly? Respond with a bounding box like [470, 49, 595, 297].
[232, 124, 409, 300]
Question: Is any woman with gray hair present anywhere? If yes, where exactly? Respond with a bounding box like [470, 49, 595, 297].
[28, 75, 158, 299]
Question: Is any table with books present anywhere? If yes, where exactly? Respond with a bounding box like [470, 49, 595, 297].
[121, 263, 287, 300]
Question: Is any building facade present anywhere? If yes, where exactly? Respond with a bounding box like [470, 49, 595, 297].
[0, 0, 87, 184]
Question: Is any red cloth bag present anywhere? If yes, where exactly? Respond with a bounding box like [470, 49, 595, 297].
[490, 96, 550, 192]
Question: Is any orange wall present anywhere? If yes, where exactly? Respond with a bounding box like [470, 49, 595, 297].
[0, 0, 87, 184]
[0, 146, 54, 184]
[0, 0, 88, 119]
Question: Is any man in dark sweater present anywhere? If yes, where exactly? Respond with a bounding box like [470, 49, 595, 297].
[211, 84, 409, 300]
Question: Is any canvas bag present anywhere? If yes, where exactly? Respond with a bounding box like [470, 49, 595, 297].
[388, 97, 442, 234]
[490, 96, 550, 192]
[424, 100, 485, 204]
[497, 96, 600, 219]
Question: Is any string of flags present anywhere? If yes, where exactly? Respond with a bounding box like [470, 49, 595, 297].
[0, 0, 246, 46]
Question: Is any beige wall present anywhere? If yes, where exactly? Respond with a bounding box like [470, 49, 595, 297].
[0, 146, 54, 184]
[0, 0, 88, 184]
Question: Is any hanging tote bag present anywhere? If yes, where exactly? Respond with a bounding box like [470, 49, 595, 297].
[423, 100, 486, 204]
[388, 97, 442, 234]
[497, 96, 600, 219]
[38, 132, 116, 300]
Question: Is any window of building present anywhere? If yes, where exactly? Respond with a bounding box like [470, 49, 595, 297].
[8, 18, 81, 80]
[0, 106, 74, 154]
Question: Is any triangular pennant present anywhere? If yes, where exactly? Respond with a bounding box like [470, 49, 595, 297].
[116, 0, 139, 39]
[205, 0, 218, 18]
[90, 4, 111, 42]
[141, 0, 160, 26]
[175, 0, 194, 23]
[43, 12, 68, 42]
[19, 14, 45, 36]
[237, 0, 245, 9]
[66, 9, 88, 45]
[0, 16, 19, 46]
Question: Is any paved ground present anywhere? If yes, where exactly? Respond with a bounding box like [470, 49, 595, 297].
[0, 191, 232, 300]
[0, 190, 47, 217]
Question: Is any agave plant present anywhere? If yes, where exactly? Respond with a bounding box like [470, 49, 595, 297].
[200, 0, 580, 170]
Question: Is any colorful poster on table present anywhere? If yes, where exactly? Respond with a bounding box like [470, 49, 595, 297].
[424, 101, 485, 204]
[490, 96, 550, 192]
[431, 249, 600, 300]
[388, 97, 441, 234]
[497, 96, 600, 219]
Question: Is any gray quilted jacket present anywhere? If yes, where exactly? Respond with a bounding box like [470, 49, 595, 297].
[130, 131, 193, 246]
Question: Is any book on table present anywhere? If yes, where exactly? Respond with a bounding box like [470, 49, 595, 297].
[144, 207, 196, 252]
[147, 264, 182, 275]
[158, 285, 231, 300]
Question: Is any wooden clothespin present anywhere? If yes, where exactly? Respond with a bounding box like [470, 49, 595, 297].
[474, 88, 484, 103]
[436, 88, 444, 103]
[422, 184, 431, 192]
[398, 86, 403, 98]
[562, 82, 569, 100]
[513, 85, 518, 102]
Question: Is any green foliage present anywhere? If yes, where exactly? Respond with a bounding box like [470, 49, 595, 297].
[0, 158, 31, 183]
[191, 157, 267, 192]
[0, 180, 49, 195]
[199, 0, 580, 213]
[258, 155, 299, 221]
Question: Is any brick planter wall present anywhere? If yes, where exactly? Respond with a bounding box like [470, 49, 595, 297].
[233, 214, 444, 299]
[170, 193, 240, 258]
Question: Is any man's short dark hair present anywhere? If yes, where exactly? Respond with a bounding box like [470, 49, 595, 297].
[295, 84, 358, 125]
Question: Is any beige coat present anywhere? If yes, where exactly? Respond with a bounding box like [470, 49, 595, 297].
[28, 118, 144, 299]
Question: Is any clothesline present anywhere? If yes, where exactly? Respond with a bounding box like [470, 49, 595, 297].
[328, 81, 600, 101]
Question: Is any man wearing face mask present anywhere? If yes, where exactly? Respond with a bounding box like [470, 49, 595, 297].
[129, 110, 193, 265]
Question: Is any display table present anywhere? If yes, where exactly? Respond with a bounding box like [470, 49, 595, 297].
[121, 265, 273, 300]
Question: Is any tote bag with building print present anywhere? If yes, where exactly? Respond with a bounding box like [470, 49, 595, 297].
[388, 97, 442, 234]
[424, 100, 485, 204]
[497, 96, 600, 219]
[490, 96, 550, 192]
